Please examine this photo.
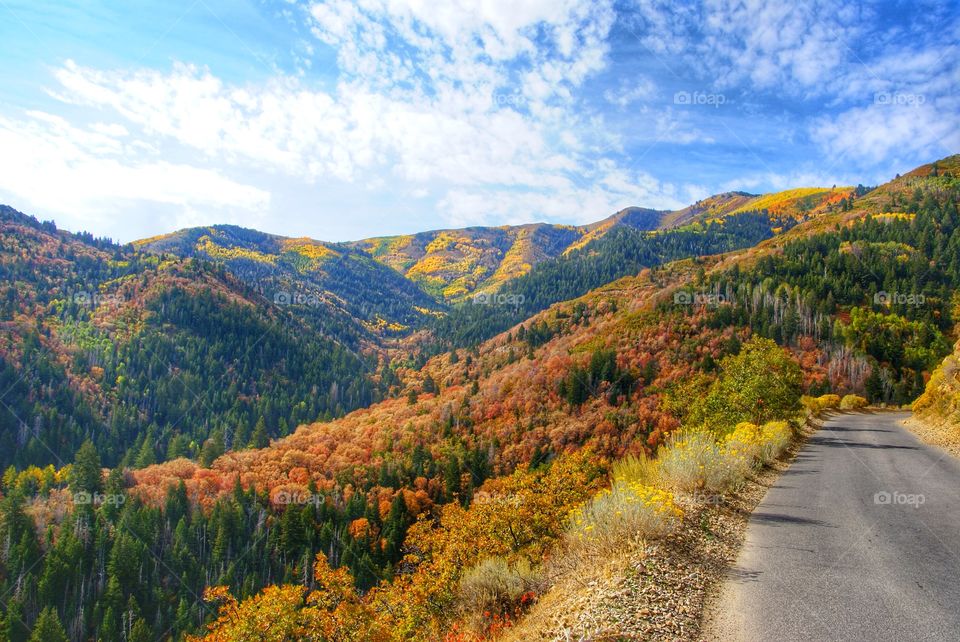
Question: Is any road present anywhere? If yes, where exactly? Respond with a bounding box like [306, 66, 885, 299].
[707, 411, 960, 641]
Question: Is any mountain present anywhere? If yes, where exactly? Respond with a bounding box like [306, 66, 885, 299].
[0, 189, 815, 471]
[662, 186, 856, 227]
[346, 209, 667, 301]
[348, 187, 855, 302]
[1, 156, 956, 641]
[0, 180, 890, 470]
[134, 155, 955, 514]
[0, 207, 384, 470]
[80, 155, 953, 640]
[426, 209, 783, 348]
[134, 224, 443, 342]
[130, 185, 857, 338]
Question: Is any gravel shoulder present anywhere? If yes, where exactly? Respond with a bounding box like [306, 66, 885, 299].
[903, 414, 960, 458]
[503, 419, 820, 641]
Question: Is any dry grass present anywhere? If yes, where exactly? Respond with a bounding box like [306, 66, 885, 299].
[657, 430, 744, 493]
[611, 453, 661, 486]
[458, 557, 542, 625]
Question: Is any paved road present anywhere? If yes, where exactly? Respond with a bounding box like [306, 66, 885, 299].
[708, 411, 960, 642]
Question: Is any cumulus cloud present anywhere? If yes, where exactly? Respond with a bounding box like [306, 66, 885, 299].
[0, 111, 270, 237]
[36, 0, 689, 229]
[812, 98, 960, 165]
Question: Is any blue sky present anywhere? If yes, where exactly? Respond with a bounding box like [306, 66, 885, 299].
[0, 0, 957, 243]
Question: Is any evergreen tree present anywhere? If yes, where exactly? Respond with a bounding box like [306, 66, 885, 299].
[70, 440, 102, 496]
[250, 417, 269, 449]
[28, 607, 68, 642]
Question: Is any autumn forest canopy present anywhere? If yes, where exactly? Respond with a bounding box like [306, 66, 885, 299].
[0, 155, 959, 640]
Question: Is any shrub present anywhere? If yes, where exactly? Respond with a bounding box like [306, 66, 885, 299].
[690, 337, 803, 433]
[758, 421, 792, 463]
[722, 422, 763, 475]
[802, 393, 844, 415]
[657, 430, 743, 492]
[658, 421, 795, 495]
[611, 453, 660, 486]
[817, 394, 841, 409]
[458, 557, 540, 620]
[801, 395, 825, 413]
[840, 394, 868, 410]
[567, 481, 681, 558]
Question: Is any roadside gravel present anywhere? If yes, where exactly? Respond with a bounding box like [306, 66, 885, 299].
[504, 419, 819, 641]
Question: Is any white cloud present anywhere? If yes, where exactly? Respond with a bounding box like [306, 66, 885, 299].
[720, 170, 847, 194]
[604, 76, 657, 107]
[40, 0, 678, 231]
[812, 98, 960, 165]
[0, 111, 270, 237]
[438, 166, 694, 228]
[630, 0, 865, 96]
[6, 0, 952, 242]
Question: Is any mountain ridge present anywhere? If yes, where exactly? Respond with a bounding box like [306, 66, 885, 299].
[133, 184, 855, 304]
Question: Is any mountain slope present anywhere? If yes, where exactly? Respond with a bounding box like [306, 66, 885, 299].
[5, 156, 958, 642]
[0, 208, 382, 469]
[135, 224, 443, 342]
[130, 185, 856, 321]
[914, 338, 960, 427]
[349, 186, 854, 305]
[347, 201, 762, 302]
[126, 154, 957, 631]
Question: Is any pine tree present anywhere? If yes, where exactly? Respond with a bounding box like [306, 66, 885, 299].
[133, 434, 156, 468]
[28, 607, 68, 642]
[250, 417, 269, 449]
[70, 439, 102, 496]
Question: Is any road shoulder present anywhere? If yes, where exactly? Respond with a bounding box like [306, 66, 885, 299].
[903, 414, 960, 459]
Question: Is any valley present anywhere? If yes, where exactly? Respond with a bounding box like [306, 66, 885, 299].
[0, 156, 958, 641]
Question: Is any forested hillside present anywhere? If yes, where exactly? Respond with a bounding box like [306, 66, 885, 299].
[0, 157, 956, 641]
[135, 224, 442, 342]
[0, 208, 381, 470]
[349, 187, 855, 304]
[428, 210, 783, 348]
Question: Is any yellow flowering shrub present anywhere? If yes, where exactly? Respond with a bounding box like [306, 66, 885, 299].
[566, 480, 682, 557]
[801, 393, 843, 414]
[657, 430, 743, 492]
[817, 394, 841, 409]
[840, 394, 868, 409]
[723, 422, 763, 474]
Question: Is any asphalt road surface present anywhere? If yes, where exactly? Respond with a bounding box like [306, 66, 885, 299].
[708, 411, 960, 641]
